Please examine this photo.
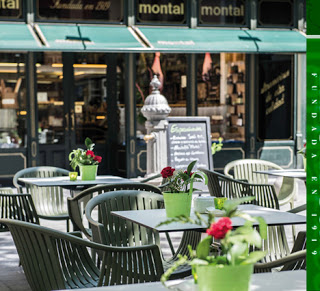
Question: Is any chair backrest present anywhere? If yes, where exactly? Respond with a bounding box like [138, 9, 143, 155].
[199, 168, 292, 264]
[0, 187, 14, 194]
[68, 183, 162, 240]
[13, 167, 69, 218]
[0, 193, 39, 232]
[1, 219, 163, 290]
[224, 159, 282, 184]
[85, 190, 164, 248]
[199, 168, 279, 209]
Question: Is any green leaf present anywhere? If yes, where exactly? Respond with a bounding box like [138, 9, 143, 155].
[189, 258, 209, 266]
[223, 196, 255, 215]
[187, 160, 197, 174]
[256, 216, 267, 240]
[240, 251, 266, 265]
[85, 137, 95, 150]
[229, 242, 248, 265]
[196, 235, 212, 260]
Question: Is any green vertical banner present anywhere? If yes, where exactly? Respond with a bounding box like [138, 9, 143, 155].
[307, 1, 320, 289]
[307, 39, 320, 290]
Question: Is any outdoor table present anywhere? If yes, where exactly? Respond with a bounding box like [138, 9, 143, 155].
[57, 270, 306, 291]
[254, 169, 306, 181]
[111, 204, 306, 233]
[18, 175, 133, 196]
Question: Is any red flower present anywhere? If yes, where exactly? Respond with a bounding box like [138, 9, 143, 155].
[184, 171, 194, 177]
[161, 166, 175, 178]
[86, 150, 94, 157]
[94, 155, 102, 163]
[206, 217, 232, 240]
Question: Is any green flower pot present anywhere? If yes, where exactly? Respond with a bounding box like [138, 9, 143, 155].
[80, 165, 98, 181]
[196, 264, 253, 291]
[162, 192, 192, 218]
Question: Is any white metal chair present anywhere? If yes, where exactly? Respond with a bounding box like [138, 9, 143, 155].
[224, 159, 297, 209]
[13, 166, 70, 231]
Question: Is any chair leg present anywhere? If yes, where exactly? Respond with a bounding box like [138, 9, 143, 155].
[290, 200, 296, 241]
[66, 218, 70, 232]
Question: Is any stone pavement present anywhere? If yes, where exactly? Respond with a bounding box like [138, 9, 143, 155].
[0, 180, 306, 291]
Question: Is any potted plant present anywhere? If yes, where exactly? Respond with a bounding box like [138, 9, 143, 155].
[160, 160, 208, 218]
[69, 137, 102, 181]
[160, 196, 267, 291]
[297, 143, 306, 171]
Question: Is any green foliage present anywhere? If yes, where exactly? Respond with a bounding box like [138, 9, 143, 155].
[159, 196, 267, 283]
[163, 160, 208, 193]
[211, 137, 223, 155]
[69, 137, 100, 171]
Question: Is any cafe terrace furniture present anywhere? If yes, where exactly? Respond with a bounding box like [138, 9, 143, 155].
[85, 190, 200, 279]
[0, 187, 14, 194]
[58, 270, 307, 291]
[224, 159, 297, 209]
[253, 169, 306, 180]
[67, 183, 163, 239]
[13, 166, 71, 231]
[1, 219, 164, 291]
[111, 204, 306, 272]
[199, 168, 279, 208]
[0, 192, 39, 232]
[198, 169, 306, 266]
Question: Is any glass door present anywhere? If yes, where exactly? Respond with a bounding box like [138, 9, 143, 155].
[72, 53, 108, 174]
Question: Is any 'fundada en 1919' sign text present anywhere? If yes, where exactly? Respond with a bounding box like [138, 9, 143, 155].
[0, 0, 22, 19]
[199, 0, 246, 26]
[37, 0, 123, 22]
[137, 0, 186, 24]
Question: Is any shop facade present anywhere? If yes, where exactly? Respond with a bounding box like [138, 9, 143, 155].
[0, 0, 306, 184]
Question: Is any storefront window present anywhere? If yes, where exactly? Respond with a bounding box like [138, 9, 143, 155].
[36, 52, 64, 145]
[74, 53, 108, 145]
[257, 54, 293, 140]
[0, 53, 26, 148]
[136, 53, 187, 135]
[197, 53, 246, 142]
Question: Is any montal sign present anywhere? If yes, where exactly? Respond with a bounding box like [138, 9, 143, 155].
[0, 0, 19, 9]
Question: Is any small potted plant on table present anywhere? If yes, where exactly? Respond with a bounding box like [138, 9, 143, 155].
[69, 137, 102, 181]
[161, 160, 208, 218]
[160, 196, 267, 291]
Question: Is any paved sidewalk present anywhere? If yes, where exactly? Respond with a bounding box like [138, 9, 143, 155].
[0, 180, 306, 291]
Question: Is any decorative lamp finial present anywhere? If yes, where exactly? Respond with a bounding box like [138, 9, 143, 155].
[150, 75, 161, 92]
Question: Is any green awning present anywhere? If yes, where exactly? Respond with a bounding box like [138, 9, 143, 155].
[78, 26, 147, 52]
[245, 30, 306, 53]
[36, 24, 84, 51]
[136, 27, 257, 53]
[136, 27, 306, 53]
[0, 23, 41, 51]
[36, 24, 147, 52]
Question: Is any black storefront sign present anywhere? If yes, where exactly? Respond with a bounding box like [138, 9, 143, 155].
[37, 0, 123, 22]
[0, 0, 22, 19]
[258, 55, 293, 140]
[258, 0, 293, 27]
[199, 0, 246, 26]
[136, 0, 186, 24]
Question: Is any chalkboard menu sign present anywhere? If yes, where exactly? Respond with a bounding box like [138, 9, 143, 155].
[258, 55, 293, 140]
[167, 117, 213, 170]
[37, 0, 123, 22]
